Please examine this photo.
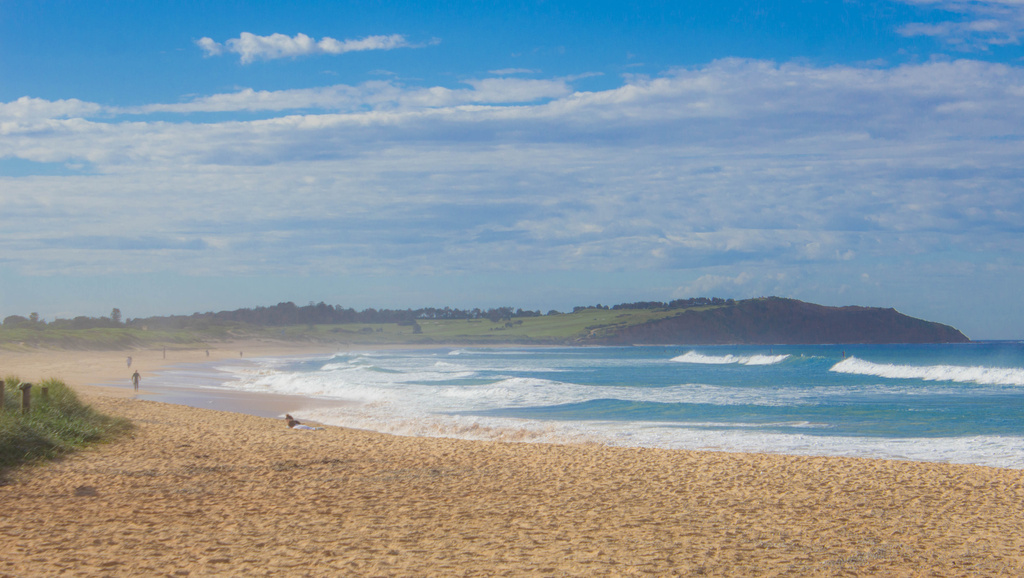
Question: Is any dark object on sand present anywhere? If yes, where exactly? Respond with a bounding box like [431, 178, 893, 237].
[284, 414, 321, 430]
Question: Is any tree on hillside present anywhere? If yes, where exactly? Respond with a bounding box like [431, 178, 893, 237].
[111, 308, 122, 324]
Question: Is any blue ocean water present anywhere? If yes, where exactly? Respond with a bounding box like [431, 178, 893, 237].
[171, 343, 1024, 469]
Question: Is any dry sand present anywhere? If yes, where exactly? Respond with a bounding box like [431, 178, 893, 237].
[1, 344, 1022, 576]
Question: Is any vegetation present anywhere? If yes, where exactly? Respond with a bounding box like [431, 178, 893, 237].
[1, 299, 725, 349]
[0, 326, 209, 351]
[0, 378, 132, 471]
[280, 305, 695, 345]
[0, 296, 966, 349]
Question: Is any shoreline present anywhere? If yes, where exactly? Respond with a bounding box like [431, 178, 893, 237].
[0, 341, 567, 420]
[1, 342, 1023, 575]
[4, 342, 1022, 468]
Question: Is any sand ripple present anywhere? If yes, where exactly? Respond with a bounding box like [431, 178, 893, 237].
[1, 393, 1022, 576]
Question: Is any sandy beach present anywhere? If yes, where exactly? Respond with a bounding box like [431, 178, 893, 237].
[1, 344, 1022, 576]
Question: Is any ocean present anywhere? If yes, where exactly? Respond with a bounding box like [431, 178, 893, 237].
[156, 343, 1024, 469]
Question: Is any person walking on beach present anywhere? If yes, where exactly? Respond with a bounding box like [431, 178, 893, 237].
[131, 370, 141, 391]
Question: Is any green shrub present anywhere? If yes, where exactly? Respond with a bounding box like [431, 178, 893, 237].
[0, 377, 132, 470]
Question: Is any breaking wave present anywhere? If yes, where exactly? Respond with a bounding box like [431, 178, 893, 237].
[671, 351, 790, 366]
[830, 357, 1024, 386]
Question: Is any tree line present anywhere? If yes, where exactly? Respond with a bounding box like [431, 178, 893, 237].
[3, 298, 736, 330]
[2, 309, 124, 330]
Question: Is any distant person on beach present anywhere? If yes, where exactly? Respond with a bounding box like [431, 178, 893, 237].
[285, 414, 321, 430]
[127, 356, 132, 368]
[131, 370, 141, 391]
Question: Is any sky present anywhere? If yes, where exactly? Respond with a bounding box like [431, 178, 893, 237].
[1, 1, 1023, 339]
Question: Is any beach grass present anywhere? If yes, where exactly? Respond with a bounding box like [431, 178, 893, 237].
[0, 377, 132, 471]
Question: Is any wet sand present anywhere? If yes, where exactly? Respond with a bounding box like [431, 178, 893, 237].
[1, 344, 1022, 576]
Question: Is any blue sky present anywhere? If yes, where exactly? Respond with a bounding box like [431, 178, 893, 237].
[2, 1, 1023, 338]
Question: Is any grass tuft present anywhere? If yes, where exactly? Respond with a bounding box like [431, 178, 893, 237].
[0, 377, 132, 471]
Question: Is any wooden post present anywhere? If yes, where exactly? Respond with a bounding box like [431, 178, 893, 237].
[41, 386, 49, 401]
[20, 383, 32, 414]
[0, 379, 5, 412]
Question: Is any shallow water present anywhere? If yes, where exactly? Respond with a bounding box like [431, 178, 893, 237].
[153, 343, 1024, 469]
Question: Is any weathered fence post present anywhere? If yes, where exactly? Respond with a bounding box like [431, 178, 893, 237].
[0, 379, 5, 411]
[20, 382, 32, 413]
[41, 385, 49, 402]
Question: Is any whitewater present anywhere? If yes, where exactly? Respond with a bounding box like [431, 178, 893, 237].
[154, 343, 1024, 469]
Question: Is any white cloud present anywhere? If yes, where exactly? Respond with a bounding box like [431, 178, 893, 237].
[677, 272, 754, 297]
[488, 68, 538, 75]
[1, 58, 1022, 321]
[897, 1, 1024, 47]
[196, 32, 417, 64]
[21, 58, 1019, 124]
[195, 36, 223, 56]
[124, 77, 572, 115]
[399, 78, 573, 107]
[0, 96, 104, 121]
[132, 83, 400, 114]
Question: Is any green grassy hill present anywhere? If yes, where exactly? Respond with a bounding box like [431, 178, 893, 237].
[0, 306, 695, 350]
[290, 305, 694, 345]
[0, 298, 967, 350]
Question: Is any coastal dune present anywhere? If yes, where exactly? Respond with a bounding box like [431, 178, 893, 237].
[1, 346, 1022, 576]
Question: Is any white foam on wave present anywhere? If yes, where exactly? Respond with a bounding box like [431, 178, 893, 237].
[211, 353, 1008, 414]
[295, 403, 1024, 470]
[671, 351, 791, 366]
[221, 355, 986, 412]
[831, 357, 1024, 386]
[449, 348, 538, 356]
[161, 348, 1024, 470]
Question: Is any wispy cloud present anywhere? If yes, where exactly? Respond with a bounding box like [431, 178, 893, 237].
[196, 32, 421, 64]
[1, 58, 1022, 325]
[897, 1, 1024, 48]
[121, 77, 573, 115]
[5, 58, 1022, 169]
[488, 68, 538, 75]
[677, 272, 756, 297]
[0, 96, 104, 120]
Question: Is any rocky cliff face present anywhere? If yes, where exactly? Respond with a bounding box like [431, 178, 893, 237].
[593, 297, 969, 345]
